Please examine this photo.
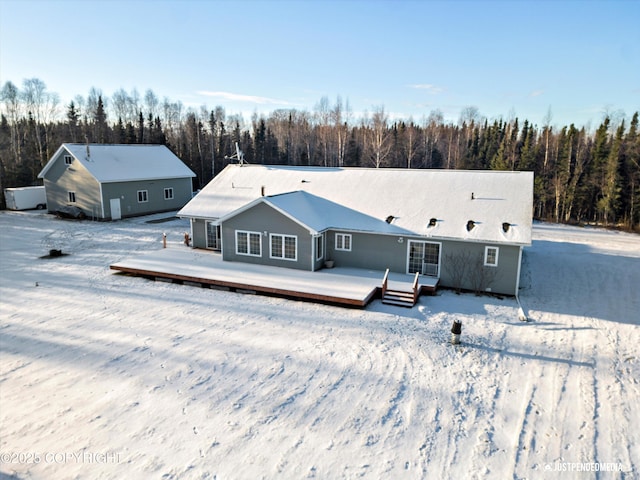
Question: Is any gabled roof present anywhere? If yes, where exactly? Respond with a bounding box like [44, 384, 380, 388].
[179, 164, 534, 246]
[38, 144, 196, 183]
[221, 191, 414, 236]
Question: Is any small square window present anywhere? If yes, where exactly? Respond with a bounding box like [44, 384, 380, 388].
[484, 246, 499, 267]
[164, 188, 174, 200]
[137, 190, 148, 203]
[64, 155, 73, 165]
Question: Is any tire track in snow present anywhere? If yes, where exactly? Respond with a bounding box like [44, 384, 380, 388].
[511, 379, 539, 479]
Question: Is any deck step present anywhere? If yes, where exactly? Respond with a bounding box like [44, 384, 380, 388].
[382, 290, 416, 307]
[385, 289, 414, 298]
[382, 297, 415, 307]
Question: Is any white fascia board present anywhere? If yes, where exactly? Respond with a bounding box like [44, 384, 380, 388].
[421, 234, 531, 247]
[218, 197, 321, 236]
[37, 144, 70, 179]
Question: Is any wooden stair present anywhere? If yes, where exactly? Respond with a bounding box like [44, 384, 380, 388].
[382, 288, 416, 307]
[380, 269, 420, 308]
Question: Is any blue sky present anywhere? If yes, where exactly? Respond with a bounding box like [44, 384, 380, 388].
[1, 0, 638, 128]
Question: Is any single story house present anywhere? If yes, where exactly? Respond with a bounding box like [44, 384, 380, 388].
[38, 143, 196, 220]
[178, 165, 533, 296]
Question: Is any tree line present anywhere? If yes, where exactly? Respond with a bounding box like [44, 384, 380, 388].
[1, 79, 639, 230]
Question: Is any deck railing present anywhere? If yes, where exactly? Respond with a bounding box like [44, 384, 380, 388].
[412, 271, 420, 303]
[381, 268, 390, 297]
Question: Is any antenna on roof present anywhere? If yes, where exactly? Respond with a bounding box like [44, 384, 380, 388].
[224, 142, 247, 166]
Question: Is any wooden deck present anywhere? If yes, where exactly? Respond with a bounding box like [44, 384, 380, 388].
[110, 247, 438, 308]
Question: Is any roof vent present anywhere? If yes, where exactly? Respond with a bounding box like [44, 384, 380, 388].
[428, 218, 437, 227]
[466, 220, 476, 231]
[502, 222, 511, 233]
[385, 215, 395, 224]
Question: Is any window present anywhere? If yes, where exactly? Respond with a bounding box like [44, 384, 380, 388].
[484, 246, 499, 267]
[164, 188, 174, 200]
[236, 230, 261, 257]
[315, 235, 323, 261]
[335, 233, 352, 251]
[68, 191, 76, 203]
[270, 234, 297, 261]
[137, 190, 148, 203]
[64, 155, 73, 165]
[206, 222, 221, 250]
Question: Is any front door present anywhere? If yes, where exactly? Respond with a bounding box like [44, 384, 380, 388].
[408, 240, 441, 276]
[110, 198, 122, 220]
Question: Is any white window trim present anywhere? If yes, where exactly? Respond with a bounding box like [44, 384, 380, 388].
[236, 230, 262, 257]
[484, 246, 499, 267]
[68, 191, 76, 203]
[205, 221, 221, 250]
[335, 233, 352, 251]
[406, 240, 442, 277]
[164, 187, 174, 200]
[137, 190, 149, 203]
[270, 233, 298, 261]
[64, 155, 73, 165]
[315, 234, 324, 261]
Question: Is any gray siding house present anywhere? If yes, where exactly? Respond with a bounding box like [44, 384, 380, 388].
[179, 165, 534, 296]
[38, 144, 196, 220]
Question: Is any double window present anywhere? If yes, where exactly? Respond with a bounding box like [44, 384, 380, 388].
[68, 191, 76, 203]
[137, 190, 148, 203]
[335, 233, 352, 251]
[64, 155, 73, 165]
[164, 188, 174, 200]
[270, 234, 297, 261]
[236, 230, 261, 257]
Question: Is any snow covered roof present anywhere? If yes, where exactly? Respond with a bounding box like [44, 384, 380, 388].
[221, 191, 414, 236]
[38, 144, 196, 183]
[179, 165, 534, 245]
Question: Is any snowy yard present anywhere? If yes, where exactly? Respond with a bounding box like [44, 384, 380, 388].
[0, 211, 638, 479]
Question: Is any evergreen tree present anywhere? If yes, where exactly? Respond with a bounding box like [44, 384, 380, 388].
[94, 95, 108, 142]
[598, 121, 625, 224]
[588, 117, 611, 222]
[115, 117, 126, 143]
[622, 113, 640, 228]
[66, 101, 79, 142]
[137, 111, 145, 143]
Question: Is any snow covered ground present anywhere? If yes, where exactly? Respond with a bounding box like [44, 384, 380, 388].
[1, 211, 638, 480]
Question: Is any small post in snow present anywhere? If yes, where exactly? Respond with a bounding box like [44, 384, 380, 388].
[163, 232, 167, 248]
[451, 320, 462, 345]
